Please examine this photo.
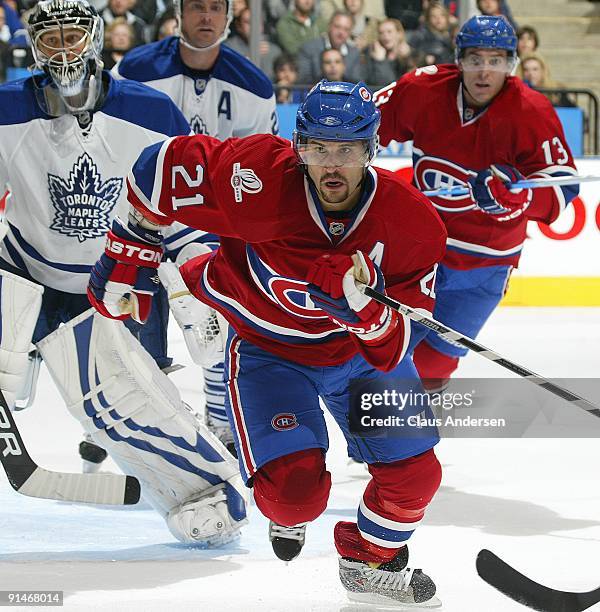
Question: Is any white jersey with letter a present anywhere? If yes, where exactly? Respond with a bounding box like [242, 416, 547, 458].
[113, 36, 278, 137]
[0, 73, 190, 293]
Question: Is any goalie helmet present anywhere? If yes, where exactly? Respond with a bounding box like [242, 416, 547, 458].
[293, 80, 380, 167]
[175, 0, 232, 52]
[28, 0, 104, 113]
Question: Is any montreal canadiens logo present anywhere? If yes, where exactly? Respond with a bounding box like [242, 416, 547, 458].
[272, 413, 298, 431]
[413, 155, 477, 212]
[359, 86, 371, 101]
[48, 153, 122, 242]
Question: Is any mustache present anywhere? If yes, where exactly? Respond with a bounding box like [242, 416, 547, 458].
[321, 174, 346, 183]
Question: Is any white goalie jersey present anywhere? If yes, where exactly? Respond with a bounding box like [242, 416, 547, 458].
[0, 73, 191, 293]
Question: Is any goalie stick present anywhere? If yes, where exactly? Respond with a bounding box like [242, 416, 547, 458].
[0, 390, 140, 505]
[476, 549, 600, 611]
[357, 283, 600, 418]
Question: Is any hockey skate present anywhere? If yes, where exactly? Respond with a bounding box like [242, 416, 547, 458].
[339, 545, 441, 608]
[206, 416, 237, 458]
[269, 521, 307, 562]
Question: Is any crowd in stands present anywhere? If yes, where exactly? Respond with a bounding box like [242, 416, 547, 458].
[0, 0, 579, 110]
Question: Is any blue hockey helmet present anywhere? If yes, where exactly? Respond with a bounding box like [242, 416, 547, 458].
[294, 80, 380, 167]
[455, 15, 517, 57]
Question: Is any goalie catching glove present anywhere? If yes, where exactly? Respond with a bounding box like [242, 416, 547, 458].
[88, 216, 163, 323]
[307, 251, 397, 344]
[468, 164, 532, 222]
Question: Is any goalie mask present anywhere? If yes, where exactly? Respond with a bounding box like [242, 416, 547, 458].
[175, 0, 232, 53]
[28, 0, 104, 115]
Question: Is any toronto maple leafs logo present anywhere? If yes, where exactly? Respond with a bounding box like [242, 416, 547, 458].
[190, 115, 209, 135]
[48, 153, 122, 242]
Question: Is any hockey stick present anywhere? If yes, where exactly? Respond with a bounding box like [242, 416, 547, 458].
[357, 284, 600, 418]
[476, 549, 600, 611]
[422, 175, 600, 198]
[0, 390, 140, 505]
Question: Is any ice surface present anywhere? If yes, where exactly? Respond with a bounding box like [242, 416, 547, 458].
[2, 308, 600, 611]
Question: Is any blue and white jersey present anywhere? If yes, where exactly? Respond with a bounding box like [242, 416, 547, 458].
[0, 73, 190, 293]
[114, 37, 278, 138]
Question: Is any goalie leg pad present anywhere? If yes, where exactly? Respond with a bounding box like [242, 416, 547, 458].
[0, 270, 44, 408]
[37, 308, 248, 543]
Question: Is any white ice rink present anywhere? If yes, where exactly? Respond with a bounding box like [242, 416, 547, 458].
[2, 307, 600, 612]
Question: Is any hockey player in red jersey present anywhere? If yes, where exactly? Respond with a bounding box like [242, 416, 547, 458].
[374, 15, 579, 391]
[88, 81, 447, 607]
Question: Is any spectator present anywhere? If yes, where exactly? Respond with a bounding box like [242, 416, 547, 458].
[263, 0, 293, 39]
[476, 0, 517, 30]
[363, 17, 418, 87]
[100, 0, 146, 46]
[102, 16, 135, 69]
[384, 0, 423, 31]
[154, 7, 177, 41]
[130, 0, 157, 26]
[297, 10, 362, 84]
[276, 0, 326, 56]
[516, 25, 539, 57]
[229, 0, 248, 37]
[409, 1, 454, 65]
[320, 46, 345, 80]
[273, 52, 305, 102]
[341, 0, 378, 51]
[0, 0, 26, 45]
[320, 0, 385, 23]
[226, 6, 282, 79]
[518, 52, 575, 108]
[0, 5, 9, 81]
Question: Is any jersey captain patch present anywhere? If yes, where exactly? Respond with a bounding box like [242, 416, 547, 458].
[48, 153, 122, 243]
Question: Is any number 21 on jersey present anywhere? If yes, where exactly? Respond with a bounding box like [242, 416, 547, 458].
[171, 164, 204, 210]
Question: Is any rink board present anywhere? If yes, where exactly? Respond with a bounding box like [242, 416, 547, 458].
[374, 157, 600, 306]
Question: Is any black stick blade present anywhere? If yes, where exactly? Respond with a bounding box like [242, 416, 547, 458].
[476, 549, 600, 612]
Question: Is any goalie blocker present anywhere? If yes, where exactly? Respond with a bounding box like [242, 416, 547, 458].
[37, 308, 247, 545]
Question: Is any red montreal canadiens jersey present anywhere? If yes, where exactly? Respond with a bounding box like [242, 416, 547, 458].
[127, 134, 447, 370]
[374, 64, 579, 269]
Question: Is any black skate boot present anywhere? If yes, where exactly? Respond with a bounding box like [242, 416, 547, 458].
[269, 521, 307, 562]
[79, 435, 107, 474]
[339, 545, 441, 608]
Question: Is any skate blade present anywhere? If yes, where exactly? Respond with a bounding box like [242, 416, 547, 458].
[347, 592, 442, 609]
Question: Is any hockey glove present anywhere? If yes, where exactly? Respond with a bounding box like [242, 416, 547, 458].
[306, 251, 397, 344]
[88, 217, 163, 324]
[468, 164, 532, 222]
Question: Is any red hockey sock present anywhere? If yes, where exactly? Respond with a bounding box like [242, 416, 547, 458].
[253, 448, 331, 527]
[335, 521, 402, 563]
[335, 449, 442, 563]
[413, 341, 459, 391]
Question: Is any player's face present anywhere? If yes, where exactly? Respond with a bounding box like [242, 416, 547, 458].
[181, 0, 227, 48]
[304, 139, 366, 211]
[38, 26, 89, 62]
[459, 48, 510, 107]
